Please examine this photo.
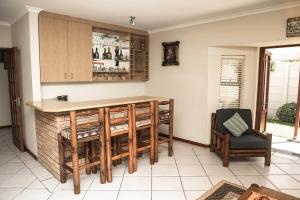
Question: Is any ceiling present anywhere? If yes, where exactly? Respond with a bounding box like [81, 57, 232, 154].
[0, 0, 299, 31]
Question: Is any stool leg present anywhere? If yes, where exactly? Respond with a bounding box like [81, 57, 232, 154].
[168, 99, 174, 157]
[91, 141, 97, 174]
[128, 104, 134, 174]
[154, 101, 159, 163]
[99, 108, 106, 184]
[150, 102, 155, 165]
[131, 104, 137, 172]
[70, 111, 80, 194]
[105, 108, 113, 183]
[85, 143, 91, 175]
[112, 137, 118, 166]
[58, 135, 66, 183]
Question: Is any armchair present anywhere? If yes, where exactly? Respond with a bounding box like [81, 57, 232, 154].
[210, 109, 272, 167]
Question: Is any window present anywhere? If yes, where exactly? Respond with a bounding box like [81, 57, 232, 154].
[219, 55, 245, 109]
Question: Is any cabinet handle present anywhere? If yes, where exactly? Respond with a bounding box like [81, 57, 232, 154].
[70, 73, 73, 79]
[64, 73, 67, 80]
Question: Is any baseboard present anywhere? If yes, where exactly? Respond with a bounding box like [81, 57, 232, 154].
[159, 133, 210, 148]
[24, 146, 38, 160]
[0, 125, 12, 129]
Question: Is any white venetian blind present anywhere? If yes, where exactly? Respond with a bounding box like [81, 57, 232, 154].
[219, 55, 245, 109]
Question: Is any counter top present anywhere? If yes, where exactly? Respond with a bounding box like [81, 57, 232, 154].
[26, 96, 168, 112]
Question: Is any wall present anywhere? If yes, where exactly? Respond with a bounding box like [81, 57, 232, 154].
[41, 82, 145, 102]
[0, 25, 12, 127]
[11, 11, 41, 154]
[0, 25, 12, 47]
[146, 6, 300, 145]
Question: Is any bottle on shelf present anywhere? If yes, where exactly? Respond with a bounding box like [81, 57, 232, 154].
[92, 48, 95, 59]
[107, 47, 112, 60]
[95, 48, 99, 59]
[103, 48, 107, 59]
[119, 50, 123, 60]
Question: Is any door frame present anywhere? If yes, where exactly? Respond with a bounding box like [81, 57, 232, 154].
[255, 43, 300, 139]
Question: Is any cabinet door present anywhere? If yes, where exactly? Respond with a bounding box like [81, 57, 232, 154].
[68, 21, 92, 81]
[39, 16, 68, 82]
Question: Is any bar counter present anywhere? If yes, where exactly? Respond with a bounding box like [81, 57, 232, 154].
[26, 96, 166, 179]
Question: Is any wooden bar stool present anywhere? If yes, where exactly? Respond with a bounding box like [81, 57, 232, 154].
[104, 105, 134, 183]
[58, 108, 106, 194]
[132, 101, 156, 171]
[155, 99, 174, 162]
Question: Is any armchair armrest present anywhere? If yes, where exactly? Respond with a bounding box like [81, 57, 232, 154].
[212, 129, 228, 139]
[253, 129, 268, 139]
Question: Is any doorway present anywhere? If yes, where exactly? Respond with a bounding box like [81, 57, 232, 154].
[0, 47, 24, 152]
[256, 44, 300, 155]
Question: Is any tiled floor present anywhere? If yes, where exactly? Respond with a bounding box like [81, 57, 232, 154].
[1, 127, 300, 200]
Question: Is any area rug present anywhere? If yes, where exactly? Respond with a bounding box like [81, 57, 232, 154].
[197, 180, 246, 200]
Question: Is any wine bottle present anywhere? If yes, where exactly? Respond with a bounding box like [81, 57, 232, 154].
[119, 50, 123, 60]
[95, 48, 99, 59]
[107, 47, 112, 60]
[103, 48, 107, 59]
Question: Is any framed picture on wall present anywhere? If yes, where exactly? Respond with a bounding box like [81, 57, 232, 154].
[287, 16, 300, 37]
[162, 41, 180, 66]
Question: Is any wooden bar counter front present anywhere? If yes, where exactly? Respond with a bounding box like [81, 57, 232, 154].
[27, 96, 168, 180]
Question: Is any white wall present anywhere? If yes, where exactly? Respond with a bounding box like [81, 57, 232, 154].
[0, 25, 12, 127]
[0, 25, 12, 48]
[11, 11, 41, 154]
[41, 82, 145, 102]
[146, 6, 300, 145]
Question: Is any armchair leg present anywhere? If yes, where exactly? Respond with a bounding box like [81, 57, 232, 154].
[223, 134, 230, 167]
[265, 133, 272, 166]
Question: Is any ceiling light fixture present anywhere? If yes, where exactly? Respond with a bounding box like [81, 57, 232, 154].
[129, 16, 136, 26]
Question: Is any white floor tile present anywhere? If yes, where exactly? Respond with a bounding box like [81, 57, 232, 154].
[120, 177, 151, 191]
[152, 165, 179, 176]
[84, 191, 118, 200]
[152, 177, 182, 190]
[125, 164, 151, 176]
[237, 175, 276, 189]
[181, 177, 212, 190]
[15, 188, 51, 200]
[193, 147, 212, 156]
[48, 189, 86, 200]
[177, 164, 206, 176]
[251, 164, 286, 175]
[152, 191, 185, 200]
[197, 155, 222, 165]
[271, 156, 295, 164]
[175, 155, 200, 165]
[267, 175, 300, 190]
[24, 159, 41, 169]
[229, 164, 260, 175]
[31, 166, 53, 180]
[202, 164, 234, 176]
[118, 191, 151, 200]
[17, 167, 33, 175]
[0, 162, 25, 173]
[0, 174, 36, 188]
[185, 190, 206, 200]
[0, 188, 22, 200]
[56, 175, 94, 190]
[0, 153, 17, 166]
[209, 176, 241, 185]
[156, 156, 176, 165]
[276, 163, 300, 174]
[28, 179, 45, 189]
[42, 177, 60, 192]
[89, 176, 122, 191]
[112, 164, 126, 176]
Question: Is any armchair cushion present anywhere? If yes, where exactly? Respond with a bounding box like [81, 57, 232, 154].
[230, 134, 268, 149]
[216, 109, 253, 135]
[223, 112, 248, 136]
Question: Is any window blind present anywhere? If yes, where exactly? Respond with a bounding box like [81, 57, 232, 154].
[219, 55, 245, 109]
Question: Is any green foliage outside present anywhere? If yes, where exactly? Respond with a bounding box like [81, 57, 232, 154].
[276, 102, 296, 123]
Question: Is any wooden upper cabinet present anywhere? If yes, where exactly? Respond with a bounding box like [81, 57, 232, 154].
[67, 21, 92, 82]
[39, 16, 68, 82]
